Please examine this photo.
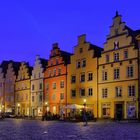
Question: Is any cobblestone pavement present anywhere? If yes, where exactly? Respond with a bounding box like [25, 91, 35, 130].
[0, 119, 140, 140]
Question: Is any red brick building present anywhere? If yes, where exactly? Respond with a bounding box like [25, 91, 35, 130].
[44, 43, 72, 115]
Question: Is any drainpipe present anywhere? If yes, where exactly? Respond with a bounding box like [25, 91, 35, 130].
[97, 57, 99, 119]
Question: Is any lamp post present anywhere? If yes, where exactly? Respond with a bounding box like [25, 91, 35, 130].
[17, 103, 20, 115]
[83, 99, 87, 109]
[2, 105, 4, 113]
[45, 102, 48, 112]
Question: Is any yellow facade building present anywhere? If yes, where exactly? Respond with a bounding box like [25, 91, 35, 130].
[67, 35, 102, 118]
[15, 62, 32, 116]
[98, 12, 140, 119]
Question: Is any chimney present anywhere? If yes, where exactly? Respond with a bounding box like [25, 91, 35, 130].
[78, 34, 86, 45]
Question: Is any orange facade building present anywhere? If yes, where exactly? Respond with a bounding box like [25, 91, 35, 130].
[44, 43, 71, 115]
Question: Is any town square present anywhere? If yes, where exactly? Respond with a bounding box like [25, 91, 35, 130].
[0, 119, 140, 140]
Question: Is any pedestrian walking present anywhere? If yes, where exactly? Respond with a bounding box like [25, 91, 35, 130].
[82, 109, 88, 126]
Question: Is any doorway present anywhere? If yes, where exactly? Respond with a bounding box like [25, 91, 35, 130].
[115, 103, 124, 120]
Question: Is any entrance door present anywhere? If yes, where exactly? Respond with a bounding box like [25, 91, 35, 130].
[115, 104, 124, 120]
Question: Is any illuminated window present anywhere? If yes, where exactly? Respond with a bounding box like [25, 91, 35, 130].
[102, 88, 108, 98]
[71, 75, 76, 83]
[60, 81, 64, 88]
[124, 50, 128, 59]
[88, 88, 93, 96]
[102, 71, 107, 81]
[127, 66, 133, 78]
[82, 59, 86, 67]
[80, 73, 85, 82]
[88, 72, 93, 81]
[71, 89, 76, 98]
[114, 53, 119, 62]
[60, 93, 64, 100]
[115, 87, 122, 97]
[52, 82, 56, 89]
[114, 68, 120, 79]
[80, 88, 85, 97]
[76, 61, 80, 68]
[128, 85, 135, 97]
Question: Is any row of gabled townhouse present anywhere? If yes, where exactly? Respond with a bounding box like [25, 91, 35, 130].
[0, 12, 140, 119]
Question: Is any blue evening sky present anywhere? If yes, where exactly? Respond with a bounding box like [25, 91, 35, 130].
[0, 0, 139, 65]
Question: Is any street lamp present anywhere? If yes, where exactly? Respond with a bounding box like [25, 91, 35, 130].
[45, 102, 48, 106]
[17, 104, 20, 115]
[83, 99, 86, 107]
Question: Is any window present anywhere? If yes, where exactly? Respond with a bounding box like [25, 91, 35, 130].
[52, 82, 56, 89]
[76, 61, 80, 68]
[106, 54, 110, 63]
[88, 72, 93, 81]
[71, 75, 76, 83]
[51, 61, 53, 66]
[52, 93, 56, 100]
[115, 87, 122, 97]
[39, 93, 42, 102]
[124, 50, 128, 59]
[48, 70, 51, 77]
[71, 89, 76, 98]
[80, 88, 85, 97]
[60, 93, 64, 100]
[102, 71, 107, 81]
[114, 68, 120, 79]
[39, 83, 42, 90]
[58, 68, 61, 75]
[88, 88, 93, 96]
[115, 28, 118, 35]
[102, 88, 108, 98]
[60, 81, 64, 88]
[114, 53, 119, 62]
[79, 48, 83, 53]
[32, 96, 34, 102]
[127, 66, 133, 78]
[38, 73, 40, 78]
[34, 74, 36, 79]
[82, 59, 86, 67]
[80, 73, 85, 82]
[128, 85, 135, 97]
[53, 69, 56, 76]
[32, 85, 34, 91]
[56, 59, 59, 65]
[46, 83, 49, 91]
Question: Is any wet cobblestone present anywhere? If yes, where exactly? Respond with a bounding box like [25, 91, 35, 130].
[0, 119, 140, 140]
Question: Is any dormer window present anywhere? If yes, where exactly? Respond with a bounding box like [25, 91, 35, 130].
[115, 28, 118, 35]
[56, 59, 59, 65]
[79, 48, 83, 53]
[106, 54, 110, 63]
